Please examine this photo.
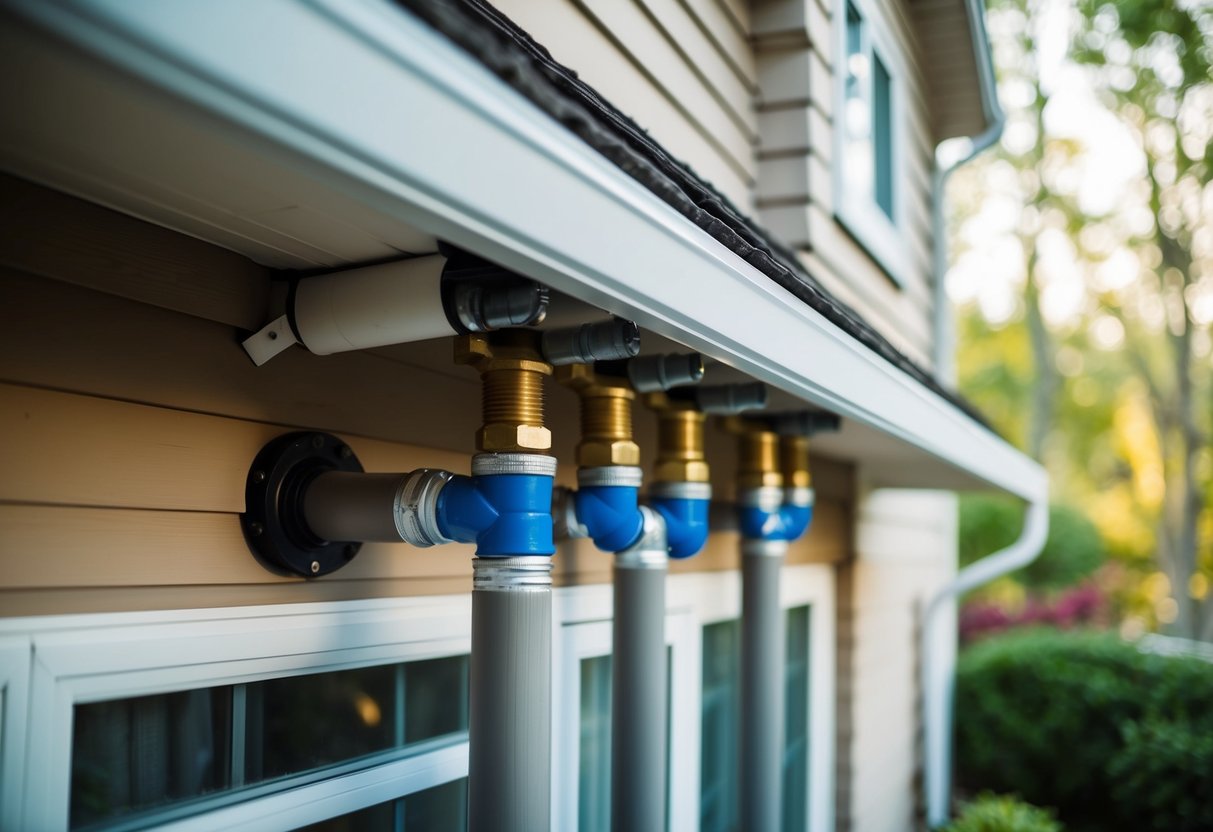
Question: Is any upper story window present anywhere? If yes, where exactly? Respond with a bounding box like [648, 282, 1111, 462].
[835, 0, 907, 285]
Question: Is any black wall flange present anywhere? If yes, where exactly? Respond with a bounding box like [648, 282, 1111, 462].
[242, 431, 364, 577]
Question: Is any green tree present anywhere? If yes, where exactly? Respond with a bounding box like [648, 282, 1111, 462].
[950, 0, 1213, 638]
[1071, 0, 1213, 638]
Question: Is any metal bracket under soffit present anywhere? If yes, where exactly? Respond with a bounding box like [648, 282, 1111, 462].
[242, 431, 364, 577]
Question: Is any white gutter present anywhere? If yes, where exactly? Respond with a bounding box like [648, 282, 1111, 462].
[6, 0, 1046, 503]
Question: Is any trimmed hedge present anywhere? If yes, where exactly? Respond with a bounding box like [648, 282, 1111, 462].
[945, 793, 1062, 832]
[955, 629, 1213, 832]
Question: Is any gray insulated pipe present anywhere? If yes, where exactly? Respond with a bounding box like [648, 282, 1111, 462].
[468, 557, 553, 832]
[611, 509, 669, 832]
[741, 539, 788, 832]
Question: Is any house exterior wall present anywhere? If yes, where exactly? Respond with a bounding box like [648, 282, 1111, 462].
[469, 4, 962, 831]
[753, 0, 939, 367]
[0, 176, 852, 617]
[492, 0, 760, 211]
[494, 0, 939, 367]
[842, 489, 957, 832]
[0, 0, 974, 824]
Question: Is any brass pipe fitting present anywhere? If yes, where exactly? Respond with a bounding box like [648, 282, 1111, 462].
[555, 364, 641, 467]
[642, 391, 710, 484]
[780, 434, 812, 490]
[455, 330, 553, 453]
[721, 416, 783, 490]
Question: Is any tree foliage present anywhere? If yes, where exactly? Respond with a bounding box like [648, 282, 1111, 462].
[950, 0, 1213, 637]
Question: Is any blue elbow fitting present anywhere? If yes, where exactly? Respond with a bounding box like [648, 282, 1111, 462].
[781, 502, 813, 541]
[738, 487, 815, 542]
[739, 503, 783, 539]
[655, 492, 708, 562]
[436, 458, 556, 557]
[575, 484, 645, 552]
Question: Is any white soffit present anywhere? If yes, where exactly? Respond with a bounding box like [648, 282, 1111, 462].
[3, 0, 1045, 501]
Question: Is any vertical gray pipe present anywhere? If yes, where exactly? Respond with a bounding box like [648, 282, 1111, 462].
[468, 557, 552, 832]
[611, 509, 669, 832]
[741, 539, 788, 832]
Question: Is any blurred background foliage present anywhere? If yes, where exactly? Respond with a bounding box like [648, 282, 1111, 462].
[946, 0, 1213, 825]
[950, 0, 1213, 639]
[955, 630, 1213, 831]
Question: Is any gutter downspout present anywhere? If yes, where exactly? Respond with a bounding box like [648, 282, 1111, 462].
[930, 0, 1006, 381]
[925, 2, 1022, 824]
[922, 498, 1049, 827]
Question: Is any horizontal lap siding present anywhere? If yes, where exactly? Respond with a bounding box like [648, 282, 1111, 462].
[0, 180, 853, 616]
[492, 0, 758, 208]
[753, 0, 940, 368]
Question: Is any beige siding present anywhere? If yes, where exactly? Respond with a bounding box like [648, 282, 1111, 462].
[491, 0, 758, 208]
[753, 0, 940, 367]
[0, 178, 852, 617]
[836, 488, 957, 832]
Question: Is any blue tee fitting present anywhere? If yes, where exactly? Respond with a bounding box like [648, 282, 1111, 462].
[575, 485, 645, 552]
[649, 482, 712, 559]
[437, 464, 556, 557]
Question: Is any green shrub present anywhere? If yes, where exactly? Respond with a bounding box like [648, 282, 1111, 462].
[955, 630, 1213, 832]
[958, 498, 1104, 590]
[944, 793, 1062, 832]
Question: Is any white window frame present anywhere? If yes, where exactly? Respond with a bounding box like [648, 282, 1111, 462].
[0, 597, 473, 832]
[551, 585, 699, 832]
[833, 0, 911, 287]
[0, 636, 31, 832]
[553, 565, 835, 832]
[670, 565, 836, 832]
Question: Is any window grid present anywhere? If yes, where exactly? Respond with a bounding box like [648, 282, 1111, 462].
[69, 656, 469, 831]
[836, 0, 906, 284]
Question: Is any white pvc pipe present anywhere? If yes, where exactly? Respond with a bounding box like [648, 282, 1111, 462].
[293, 254, 448, 354]
[922, 498, 1049, 827]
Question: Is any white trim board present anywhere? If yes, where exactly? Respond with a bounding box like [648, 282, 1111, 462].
[2, 0, 1045, 502]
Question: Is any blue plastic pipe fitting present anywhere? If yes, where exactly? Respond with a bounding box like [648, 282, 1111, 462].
[568, 467, 646, 553]
[436, 456, 557, 557]
[565, 469, 711, 559]
[738, 487, 814, 543]
[575, 484, 645, 552]
[649, 482, 712, 559]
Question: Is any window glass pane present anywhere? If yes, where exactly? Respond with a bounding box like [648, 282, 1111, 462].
[69, 655, 469, 829]
[872, 54, 894, 219]
[244, 664, 398, 783]
[700, 619, 740, 832]
[70, 687, 233, 829]
[404, 777, 468, 830]
[843, 3, 873, 200]
[405, 655, 470, 743]
[783, 606, 811, 832]
[579, 655, 612, 832]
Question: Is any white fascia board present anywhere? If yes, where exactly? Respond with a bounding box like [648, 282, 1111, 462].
[10, 0, 1045, 501]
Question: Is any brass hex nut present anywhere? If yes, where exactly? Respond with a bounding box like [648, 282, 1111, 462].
[479, 422, 553, 453]
[654, 459, 711, 484]
[553, 362, 593, 388]
[738, 470, 783, 490]
[454, 332, 551, 375]
[578, 438, 642, 467]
